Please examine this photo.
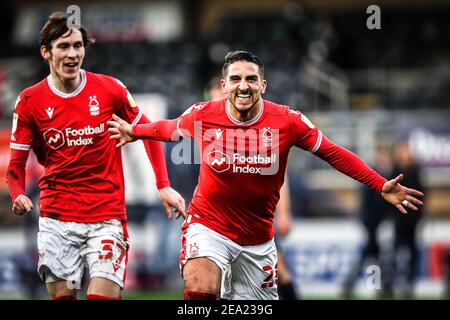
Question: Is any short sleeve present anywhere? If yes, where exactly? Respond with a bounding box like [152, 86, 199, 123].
[10, 94, 33, 151]
[288, 109, 322, 152]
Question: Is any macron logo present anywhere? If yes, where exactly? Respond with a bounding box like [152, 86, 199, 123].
[215, 128, 224, 140]
[46, 107, 54, 119]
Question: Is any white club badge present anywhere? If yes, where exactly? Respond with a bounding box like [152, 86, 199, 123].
[89, 95, 100, 116]
[262, 127, 273, 147]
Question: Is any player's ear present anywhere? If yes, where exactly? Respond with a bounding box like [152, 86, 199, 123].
[220, 78, 227, 94]
[40, 45, 51, 61]
[261, 79, 267, 94]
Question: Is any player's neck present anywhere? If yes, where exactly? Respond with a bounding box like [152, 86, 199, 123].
[227, 99, 263, 123]
[49, 70, 82, 94]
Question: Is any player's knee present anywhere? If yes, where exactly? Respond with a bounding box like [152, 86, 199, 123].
[183, 258, 221, 294]
[52, 295, 77, 300]
[184, 290, 218, 300]
[86, 294, 120, 300]
[47, 281, 77, 299]
[184, 271, 219, 293]
[87, 277, 121, 299]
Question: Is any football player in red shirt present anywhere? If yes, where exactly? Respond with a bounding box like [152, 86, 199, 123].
[207, 73, 299, 299]
[6, 12, 186, 300]
[108, 50, 424, 300]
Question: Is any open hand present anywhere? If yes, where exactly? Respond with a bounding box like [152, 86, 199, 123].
[108, 114, 136, 147]
[381, 174, 424, 214]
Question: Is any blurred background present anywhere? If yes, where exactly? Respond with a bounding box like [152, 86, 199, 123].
[0, 0, 449, 299]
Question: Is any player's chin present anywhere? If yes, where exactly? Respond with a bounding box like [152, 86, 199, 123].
[234, 101, 254, 112]
[60, 66, 80, 78]
[62, 72, 79, 82]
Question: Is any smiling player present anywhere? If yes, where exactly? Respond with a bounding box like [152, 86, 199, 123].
[6, 12, 186, 300]
[108, 50, 424, 300]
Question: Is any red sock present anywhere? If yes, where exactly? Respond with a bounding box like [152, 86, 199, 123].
[52, 295, 77, 300]
[184, 290, 218, 300]
[86, 294, 121, 300]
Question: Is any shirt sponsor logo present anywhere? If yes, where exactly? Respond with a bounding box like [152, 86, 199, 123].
[66, 123, 105, 146]
[207, 150, 277, 175]
[171, 123, 280, 175]
[43, 123, 105, 149]
[231, 153, 277, 174]
[43, 128, 65, 150]
[201, 126, 280, 175]
[207, 150, 231, 173]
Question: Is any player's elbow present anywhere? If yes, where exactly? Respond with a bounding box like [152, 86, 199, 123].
[6, 167, 20, 184]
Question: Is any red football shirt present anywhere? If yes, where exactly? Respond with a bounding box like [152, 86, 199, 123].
[134, 99, 387, 245]
[10, 70, 169, 222]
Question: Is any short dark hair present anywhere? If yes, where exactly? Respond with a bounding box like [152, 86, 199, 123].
[39, 11, 95, 50]
[222, 50, 264, 79]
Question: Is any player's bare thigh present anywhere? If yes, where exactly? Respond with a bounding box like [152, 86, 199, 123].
[277, 251, 292, 284]
[87, 277, 121, 298]
[183, 257, 222, 294]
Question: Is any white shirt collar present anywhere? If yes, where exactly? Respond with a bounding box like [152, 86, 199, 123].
[47, 69, 86, 98]
[225, 99, 264, 126]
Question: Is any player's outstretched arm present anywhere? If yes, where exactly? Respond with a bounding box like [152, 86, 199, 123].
[312, 134, 424, 214]
[108, 114, 136, 147]
[381, 174, 424, 214]
[158, 187, 186, 219]
[108, 114, 181, 146]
